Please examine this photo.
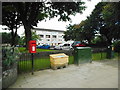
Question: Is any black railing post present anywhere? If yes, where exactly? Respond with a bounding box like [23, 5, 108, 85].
[31, 53, 34, 75]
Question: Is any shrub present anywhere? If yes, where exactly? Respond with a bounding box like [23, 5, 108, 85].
[113, 41, 120, 52]
[2, 46, 20, 71]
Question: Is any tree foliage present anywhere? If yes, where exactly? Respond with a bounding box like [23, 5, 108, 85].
[64, 19, 95, 44]
[64, 2, 120, 46]
[2, 32, 20, 45]
[2, 2, 86, 49]
[102, 2, 120, 41]
[19, 31, 40, 45]
[2, 3, 22, 46]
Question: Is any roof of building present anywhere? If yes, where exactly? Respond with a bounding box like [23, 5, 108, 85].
[32, 28, 65, 32]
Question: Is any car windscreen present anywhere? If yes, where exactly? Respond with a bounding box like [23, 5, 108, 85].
[63, 44, 70, 46]
[72, 41, 81, 46]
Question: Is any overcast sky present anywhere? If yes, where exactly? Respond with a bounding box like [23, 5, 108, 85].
[1, 0, 101, 36]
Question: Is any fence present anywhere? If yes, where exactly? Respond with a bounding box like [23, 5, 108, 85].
[18, 48, 118, 73]
[18, 50, 74, 73]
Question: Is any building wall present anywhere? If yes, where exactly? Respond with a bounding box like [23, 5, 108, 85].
[32, 28, 65, 46]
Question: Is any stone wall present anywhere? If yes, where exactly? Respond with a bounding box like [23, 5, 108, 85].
[2, 63, 18, 89]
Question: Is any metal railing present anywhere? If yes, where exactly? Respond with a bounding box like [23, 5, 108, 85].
[18, 50, 74, 73]
[18, 48, 118, 73]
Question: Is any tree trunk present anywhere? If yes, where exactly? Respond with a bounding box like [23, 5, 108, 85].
[11, 30, 15, 46]
[87, 38, 91, 44]
[24, 25, 32, 50]
[108, 41, 112, 46]
[11, 28, 18, 46]
[106, 38, 112, 46]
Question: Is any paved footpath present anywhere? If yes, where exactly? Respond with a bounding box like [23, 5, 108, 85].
[9, 60, 118, 88]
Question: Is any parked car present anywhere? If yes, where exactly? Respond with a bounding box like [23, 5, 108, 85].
[54, 43, 63, 50]
[37, 44, 50, 49]
[72, 41, 86, 48]
[22, 45, 26, 47]
[54, 43, 73, 50]
[16, 45, 23, 47]
[49, 46, 55, 49]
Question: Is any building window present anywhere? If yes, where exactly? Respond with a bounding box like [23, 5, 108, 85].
[40, 35, 44, 38]
[51, 39, 56, 41]
[58, 43, 61, 45]
[46, 35, 50, 38]
[59, 39, 62, 41]
[47, 39, 50, 41]
[52, 35, 57, 38]
[39, 39, 43, 41]
[58, 36, 62, 38]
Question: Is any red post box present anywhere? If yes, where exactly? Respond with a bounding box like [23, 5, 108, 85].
[29, 40, 36, 53]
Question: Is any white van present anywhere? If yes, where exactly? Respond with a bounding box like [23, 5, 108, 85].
[54, 41, 74, 50]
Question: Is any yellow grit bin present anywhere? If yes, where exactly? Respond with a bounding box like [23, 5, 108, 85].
[49, 53, 69, 69]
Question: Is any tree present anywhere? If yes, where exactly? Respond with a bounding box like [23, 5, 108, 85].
[102, 2, 120, 41]
[80, 18, 95, 44]
[64, 24, 78, 41]
[87, 2, 120, 45]
[2, 3, 22, 46]
[18, 30, 40, 45]
[64, 2, 106, 44]
[2, 2, 86, 49]
[64, 2, 120, 46]
[2, 32, 20, 45]
[2, 32, 11, 44]
[64, 19, 95, 44]
[91, 35, 107, 46]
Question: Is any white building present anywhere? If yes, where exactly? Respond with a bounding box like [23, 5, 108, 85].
[32, 28, 66, 46]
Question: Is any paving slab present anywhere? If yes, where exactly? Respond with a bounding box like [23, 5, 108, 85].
[9, 60, 118, 88]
